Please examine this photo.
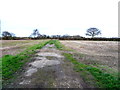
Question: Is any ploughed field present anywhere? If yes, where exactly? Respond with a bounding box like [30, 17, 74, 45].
[1, 40, 119, 88]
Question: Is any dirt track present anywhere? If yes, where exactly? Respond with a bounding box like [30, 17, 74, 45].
[5, 44, 88, 88]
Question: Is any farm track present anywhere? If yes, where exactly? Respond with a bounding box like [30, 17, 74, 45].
[5, 44, 88, 88]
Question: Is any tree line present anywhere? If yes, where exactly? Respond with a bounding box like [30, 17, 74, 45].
[1, 28, 120, 41]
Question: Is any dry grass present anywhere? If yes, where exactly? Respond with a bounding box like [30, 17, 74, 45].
[1, 40, 44, 48]
[60, 40, 118, 71]
[1, 40, 48, 57]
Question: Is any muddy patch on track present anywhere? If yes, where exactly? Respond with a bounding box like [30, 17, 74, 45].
[5, 44, 88, 88]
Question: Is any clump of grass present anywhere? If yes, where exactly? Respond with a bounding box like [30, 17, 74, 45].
[2, 40, 49, 81]
[63, 53, 120, 88]
[2, 55, 28, 80]
[48, 40, 64, 50]
[48, 40, 56, 45]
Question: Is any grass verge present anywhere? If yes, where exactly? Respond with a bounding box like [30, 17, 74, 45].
[1, 40, 49, 81]
[63, 53, 120, 88]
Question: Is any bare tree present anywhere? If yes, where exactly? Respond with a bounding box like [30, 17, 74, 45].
[86, 28, 101, 38]
[2, 31, 15, 40]
[30, 29, 40, 38]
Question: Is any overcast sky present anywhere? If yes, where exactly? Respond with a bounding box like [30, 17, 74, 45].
[0, 0, 119, 37]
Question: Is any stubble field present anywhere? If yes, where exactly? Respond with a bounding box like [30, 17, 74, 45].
[60, 40, 118, 69]
[0, 40, 47, 57]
